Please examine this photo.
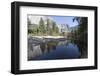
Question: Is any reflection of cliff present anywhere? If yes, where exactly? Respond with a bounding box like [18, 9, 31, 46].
[28, 39, 83, 60]
[28, 39, 59, 60]
[57, 40, 68, 46]
[28, 45, 42, 60]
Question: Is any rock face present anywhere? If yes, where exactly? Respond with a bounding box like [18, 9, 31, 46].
[28, 15, 47, 31]
[27, 15, 70, 34]
[70, 25, 79, 32]
[28, 15, 47, 24]
[57, 24, 70, 33]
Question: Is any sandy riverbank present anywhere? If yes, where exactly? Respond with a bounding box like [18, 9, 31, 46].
[28, 35, 66, 39]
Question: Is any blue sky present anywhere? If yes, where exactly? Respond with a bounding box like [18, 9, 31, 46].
[48, 16, 78, 27]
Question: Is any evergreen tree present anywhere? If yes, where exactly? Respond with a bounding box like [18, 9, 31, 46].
[52, 22, 56, 32]
[27, 17, 31, 25]
[39, 18, 46, 34]
[47, 18, 50, 35]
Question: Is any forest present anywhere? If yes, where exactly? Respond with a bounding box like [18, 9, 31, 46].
[28, 17, 60, 36]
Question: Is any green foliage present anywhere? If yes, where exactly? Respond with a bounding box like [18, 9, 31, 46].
[73, 17, 87, 34]
[52, 22, 56, 32]
[69, 17, 88, 54]
[70, 17, 88, 44]
[47, 18, 50, 33]
[39, 18, 46, 34]
[27, 18, 31, 25]
[28, 17, 60, 36]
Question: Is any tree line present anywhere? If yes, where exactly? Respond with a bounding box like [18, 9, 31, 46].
[69, 17, 88, 56]
[28, 17, 59, 36]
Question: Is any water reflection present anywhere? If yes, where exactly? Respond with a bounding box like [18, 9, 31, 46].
[28, 38, 87, 60]
[71, 39, 88, 58]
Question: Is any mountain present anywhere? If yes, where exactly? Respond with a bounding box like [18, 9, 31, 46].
[28, 15, 47, 25]
[57, 24, 70, 33]
[70, 25, 79, 32]
[28, 15, 70, 34]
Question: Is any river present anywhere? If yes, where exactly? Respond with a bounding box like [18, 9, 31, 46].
[28, 38, 87, 61]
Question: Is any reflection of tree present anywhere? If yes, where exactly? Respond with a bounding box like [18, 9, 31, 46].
[69, 17, 88, 58]
[40, 43, 46, 53]
[71, 40, 87, 58]
[52, 46, 56, 50]
[40, 41, 58, 54]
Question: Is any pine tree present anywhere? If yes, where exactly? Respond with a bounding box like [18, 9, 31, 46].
[39, 18, 46, 34]
[46, 18, 50, 35]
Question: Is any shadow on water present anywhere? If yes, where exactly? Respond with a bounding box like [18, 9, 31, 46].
[70, 39, 88, 58]
[28, 38, 87, 61]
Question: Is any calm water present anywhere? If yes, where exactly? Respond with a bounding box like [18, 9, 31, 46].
[28, 39, 87, 61]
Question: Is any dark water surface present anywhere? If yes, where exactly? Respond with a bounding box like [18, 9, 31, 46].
[28, 39, 87, 61]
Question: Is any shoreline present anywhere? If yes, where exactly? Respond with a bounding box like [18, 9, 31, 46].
[28, 35, 66, 39]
